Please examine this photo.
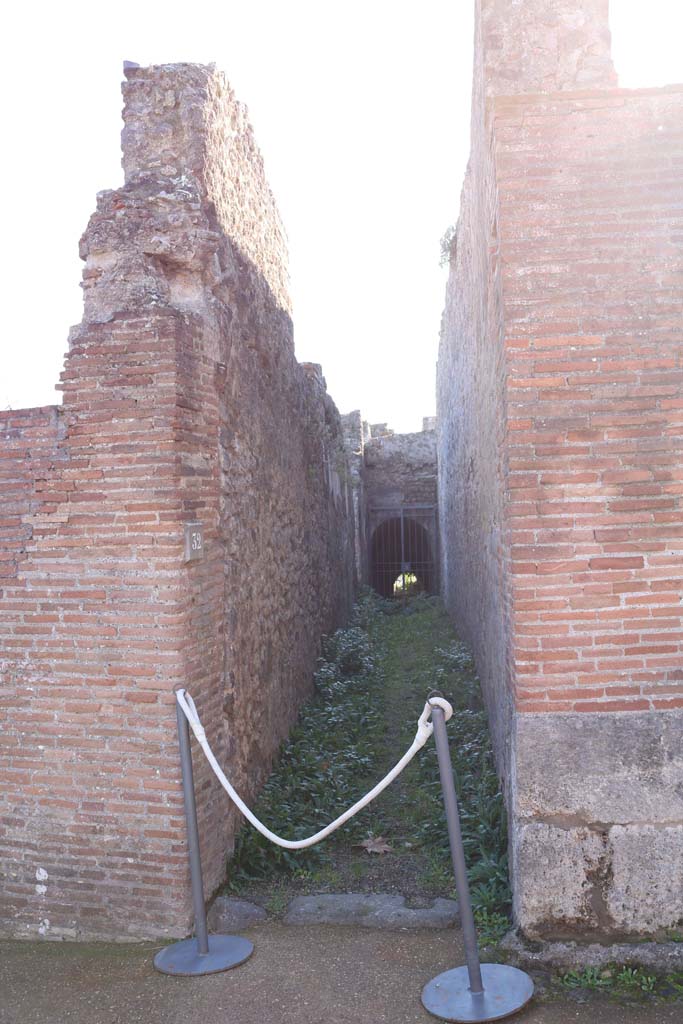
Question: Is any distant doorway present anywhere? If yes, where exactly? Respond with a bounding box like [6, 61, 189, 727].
[370, 509, 436, 598]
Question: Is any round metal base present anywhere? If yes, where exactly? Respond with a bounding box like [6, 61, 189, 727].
[153, 934, 254, 976]
[421, 963, 534, 1023]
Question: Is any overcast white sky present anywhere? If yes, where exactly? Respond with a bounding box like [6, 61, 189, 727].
[1, 1, 681, 431]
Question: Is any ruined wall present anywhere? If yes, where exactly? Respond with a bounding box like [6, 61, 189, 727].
[364, 428, 439, 595]
[0, 63, 354, 941]
[364, 429, 437, 511]
[438, 0, 683, 938]
[341, 410, 368, 586]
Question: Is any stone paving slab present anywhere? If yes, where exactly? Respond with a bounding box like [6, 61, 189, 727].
[0, 924, 679, 1024]
[207, 896, 268, 932]
[283, 893, 459, 929]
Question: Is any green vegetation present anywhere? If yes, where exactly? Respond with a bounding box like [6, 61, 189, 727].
[229, 613, 383, 880]
[229, 589, 510, 939]
[557, 964, 683, 1002]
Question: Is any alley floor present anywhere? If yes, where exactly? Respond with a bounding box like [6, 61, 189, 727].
[1, 923, 680, 1024]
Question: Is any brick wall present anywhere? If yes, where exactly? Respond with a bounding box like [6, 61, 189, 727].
[497, 85, 683, 715]
[436, 0, 511, 773]
[0, 64, 354, 941]
[438, 0, 683, 938]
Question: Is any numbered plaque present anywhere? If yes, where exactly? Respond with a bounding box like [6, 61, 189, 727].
[184, 523, 204, 562]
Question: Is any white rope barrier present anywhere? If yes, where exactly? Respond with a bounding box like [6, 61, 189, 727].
[176, 688, 453, 850]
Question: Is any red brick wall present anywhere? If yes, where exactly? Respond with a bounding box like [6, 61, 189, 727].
[1, 314, 193, 939]
[496, 86, 683, 713]
[438, 1, 683, 937]
[0, 65, 354, 941]
[0, 407, 64, 583]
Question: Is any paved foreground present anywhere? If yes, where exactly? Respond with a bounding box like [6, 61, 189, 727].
[0, 924, 679, 1024]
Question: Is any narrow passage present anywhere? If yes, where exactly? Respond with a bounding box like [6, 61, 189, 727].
[229, 592, 510, 943]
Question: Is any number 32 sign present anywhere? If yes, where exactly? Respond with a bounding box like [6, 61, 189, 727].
[184, 523, 204, 562]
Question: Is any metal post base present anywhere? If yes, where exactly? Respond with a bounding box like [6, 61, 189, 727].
[153, 934, 254, 976]
[421, 963, 534, 1023]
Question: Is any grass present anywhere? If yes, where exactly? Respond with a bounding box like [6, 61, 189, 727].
[227, 589, 510, 941]
[556, 964, 683, 1003]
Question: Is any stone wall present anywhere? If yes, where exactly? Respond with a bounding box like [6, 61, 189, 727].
[436, 0, 511, 768]
[364, 429, 437, 511]
[364, 427, 438, 597]
[438, 0, 683, 939]
[341, 410, 368, 586]
[0, 63, 354, 941]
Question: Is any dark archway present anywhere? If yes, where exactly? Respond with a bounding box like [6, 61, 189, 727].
[370, 516, 435, 598]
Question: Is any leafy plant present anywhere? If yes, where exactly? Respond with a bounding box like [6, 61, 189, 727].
[561, 962, 671, 1003]
[229, 612, 384, 883]
[474, 909, 510, 947]
[560, 967, 613, 991]
[615, 967, 657, 993]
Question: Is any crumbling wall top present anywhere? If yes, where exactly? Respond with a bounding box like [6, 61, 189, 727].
[478, 0, 616, 96]
[79, 63, 290, 327]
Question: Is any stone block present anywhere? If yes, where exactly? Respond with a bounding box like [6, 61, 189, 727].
[208, 897, 268, 932]
[283, 894, 458, 930]
[512, 822, 607, 937]
[607, 825, 683, 934]
[514, 710, 683, 825]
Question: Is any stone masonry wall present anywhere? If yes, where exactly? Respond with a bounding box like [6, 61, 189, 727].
[364, 429, 437, 511]
[364, 428, 439, 595]
[341, 410, 368, 587]
[0, 63, 354, 941]
[436, 0, 510, 768]
[438, 0, 683, 939]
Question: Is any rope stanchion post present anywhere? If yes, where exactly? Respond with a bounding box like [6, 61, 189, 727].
[420, 702, 534, 1023]
[153, 698, 254, 976]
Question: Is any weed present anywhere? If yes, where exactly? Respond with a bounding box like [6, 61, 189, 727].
[559, 963, 666, 1000]
[665, 972, 683, 995]
[560, 967, 613, 991]
[265, 889, 289, 917]
[614, 966, 657, 993]
[229, 609, 384, 884]
[420, 856, 454, 896]
[473, 909, 510, 947]
[410, 639, 511, 917]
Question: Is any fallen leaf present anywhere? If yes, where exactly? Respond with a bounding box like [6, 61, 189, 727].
[355, 836, 393, 855]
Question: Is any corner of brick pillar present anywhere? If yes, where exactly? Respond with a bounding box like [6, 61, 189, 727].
[56, 63, 234, 939]
[468, 3, 683, 944]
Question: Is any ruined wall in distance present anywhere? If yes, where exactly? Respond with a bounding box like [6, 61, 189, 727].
[364, 429, 437, 511]
[364, 428, 439, 595]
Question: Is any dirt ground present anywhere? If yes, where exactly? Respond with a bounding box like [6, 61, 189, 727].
[2, 924, 681, 1024]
